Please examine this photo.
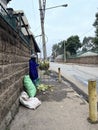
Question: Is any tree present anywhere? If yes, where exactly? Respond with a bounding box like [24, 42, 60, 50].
[93, 12, 98, 46]
[52, 41, 65, 58]
[66, 35, 81, 55]
[52, 44, 58, 59]
[81, 36, 94, 52]
[51, 35, 81, 57]
[58, 41, 65, 55]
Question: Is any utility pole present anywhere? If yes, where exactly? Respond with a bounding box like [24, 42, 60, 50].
[38, 0, 47, 60]
[64, 41, 67, 62]
[38, 1, 68, 60]
[64, 41, 65, 62]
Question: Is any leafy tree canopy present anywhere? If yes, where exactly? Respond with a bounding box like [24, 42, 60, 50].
[81, 36, 94, 51]
[93, 12, 98, 46]
[66, 35, 81, 55]
[52, 35, 81, 57]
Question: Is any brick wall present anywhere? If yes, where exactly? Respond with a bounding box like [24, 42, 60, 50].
[67, 56, 98, 64]
[0, 17, 31, 130]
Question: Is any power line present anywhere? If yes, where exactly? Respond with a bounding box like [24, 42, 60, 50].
[80, 27, 95, 38]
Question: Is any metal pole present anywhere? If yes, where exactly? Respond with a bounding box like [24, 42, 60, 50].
[64, 41, 66, 62]
[58, 67, 61, 82]
[88, 80, 98, 123]
[64, 42, 65, 62]
[45, 4, 68, 10]
[39, 0, 47, 60]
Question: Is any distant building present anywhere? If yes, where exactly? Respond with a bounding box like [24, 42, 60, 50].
[55, 54, 63, 62]
[78, 51, 98, 57]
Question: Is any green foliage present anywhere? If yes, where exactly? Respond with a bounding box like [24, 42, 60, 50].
[39, 61, 49, 70]
[93, 13, 98, 28]
[43, 70, 51, 75]
[6, 128, 10, 130]
[93, 37, 98, 46]
[51, 11, 98, 57]
[52, 35, 81, 57]
[82, 47, 87, 52]
[37, 84, 48, 91]
[82, 37, 93, 45]
[52, 42, 63, 58]
[52, 44, 58, 52]
[38, 84, 53, 92]
[81, 36, 95, 51]
[66, 35, 81, 55]
[93, 12, 98, 46]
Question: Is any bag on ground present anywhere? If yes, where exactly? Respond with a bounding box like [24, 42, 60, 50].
[20, 91, 41, 109]
[23, 75, 36, 97]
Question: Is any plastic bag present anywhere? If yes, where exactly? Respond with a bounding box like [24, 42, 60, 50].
[20, 91, 41, 109]
[23, 75, 36, 97]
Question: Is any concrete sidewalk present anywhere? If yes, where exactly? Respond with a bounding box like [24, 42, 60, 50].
[9, 71, 98, 130]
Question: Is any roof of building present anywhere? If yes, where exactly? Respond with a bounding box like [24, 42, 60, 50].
[55, 54, 63, 59]
[14, 10, 31, 29]
[31, 34, 41, 53]
[13, 10, 40, 53]
[78, 51, 98, 57]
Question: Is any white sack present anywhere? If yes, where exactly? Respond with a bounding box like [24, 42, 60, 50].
[20, 91, 41, 109]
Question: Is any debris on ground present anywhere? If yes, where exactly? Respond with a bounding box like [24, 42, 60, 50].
[37, 84, 54, 92]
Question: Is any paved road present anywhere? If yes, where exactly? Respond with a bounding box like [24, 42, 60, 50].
[50, 62, 98, 94]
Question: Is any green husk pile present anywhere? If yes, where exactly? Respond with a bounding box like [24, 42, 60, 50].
[39, 61, 49, 70]
[37, 84, 54, 92]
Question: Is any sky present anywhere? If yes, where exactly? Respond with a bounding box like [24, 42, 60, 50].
[8, 0, 98, 57]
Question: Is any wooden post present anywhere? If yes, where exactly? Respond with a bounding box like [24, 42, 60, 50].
[88, 80, 98, 123]
[58, 67, 61, 82]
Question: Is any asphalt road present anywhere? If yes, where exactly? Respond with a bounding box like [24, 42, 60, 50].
[50, 62, 98, 94]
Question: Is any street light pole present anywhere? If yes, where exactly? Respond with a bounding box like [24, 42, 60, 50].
[64, 41, 66, 62]
[35, 34, 42, 38]
[38, 1, 68, 60]
[64, 41, 65, 62]
[38, 0, 47, 60]
[45, 4, 68, 10]
[64, 41, 71, 62]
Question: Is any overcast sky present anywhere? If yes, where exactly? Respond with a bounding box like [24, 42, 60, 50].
[8, 0, 97, 57]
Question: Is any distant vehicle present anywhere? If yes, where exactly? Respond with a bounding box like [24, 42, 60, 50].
[49, 58, 54, 62]
[50, 59, 54, 62]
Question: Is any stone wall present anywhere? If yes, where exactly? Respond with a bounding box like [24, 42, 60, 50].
[67, 56, 98, 64]
[0, 16, 31, 129]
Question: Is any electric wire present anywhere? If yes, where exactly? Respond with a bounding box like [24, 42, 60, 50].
[80, 27, 95, 38]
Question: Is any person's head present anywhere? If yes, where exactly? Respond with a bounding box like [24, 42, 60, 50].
[30, 54, 37, 61]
